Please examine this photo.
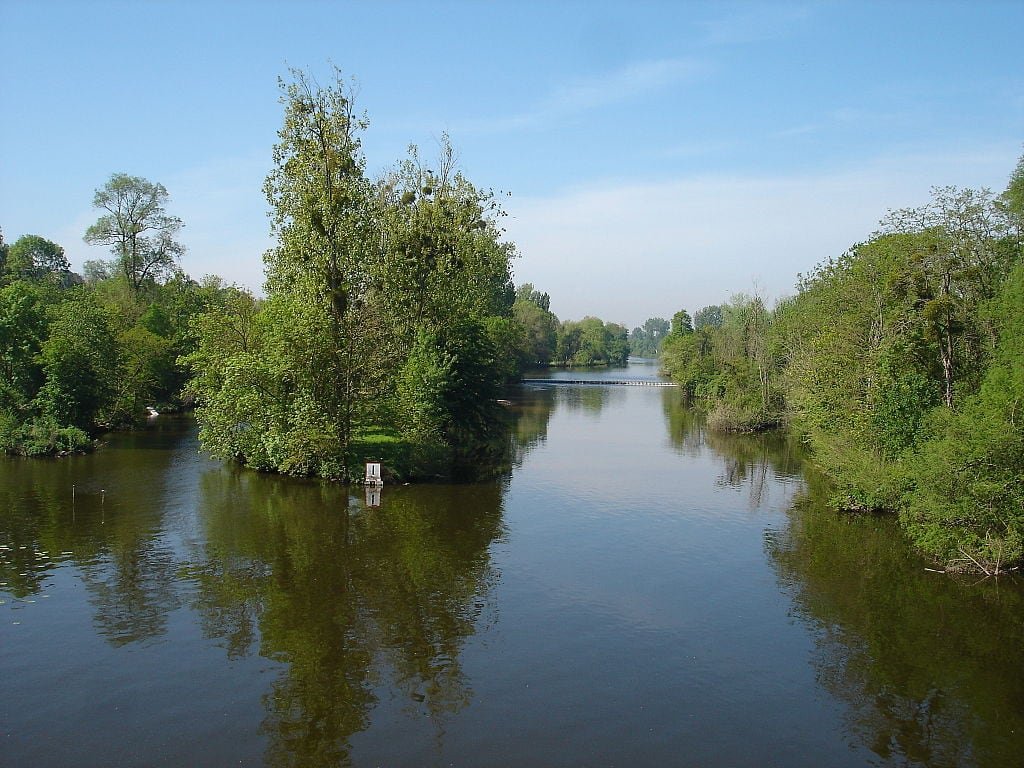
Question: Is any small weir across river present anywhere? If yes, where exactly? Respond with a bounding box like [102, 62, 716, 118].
[521, 377, 678, 386]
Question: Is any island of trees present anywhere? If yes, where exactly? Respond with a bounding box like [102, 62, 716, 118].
[2, 67, 1021, 574]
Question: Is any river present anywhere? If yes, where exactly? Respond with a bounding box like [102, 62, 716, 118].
[1, 361, 1021, 767]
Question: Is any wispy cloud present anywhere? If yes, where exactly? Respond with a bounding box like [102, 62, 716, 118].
[454, 57, 708, 134]
[504, 144, 1020, 326]
[774, 123, 820, 139]
[661, 138, 744, 159]
[697, 3, 815, 47]
[774, 107, 909, 140]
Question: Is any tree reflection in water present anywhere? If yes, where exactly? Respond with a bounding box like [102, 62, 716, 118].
[0, 428, 185, 644]
[766, 469, 1024, 767]
[188, 471, 505, 767]
[661, 388, 804, 507]
[663, 389, 1024, 767]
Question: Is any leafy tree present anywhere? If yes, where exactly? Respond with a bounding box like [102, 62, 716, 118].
[377, 138, 516, 331]
[84, 173, 184, 294]
[35, 296, 117, 429]
[605, 321, 630, 364]
[5, 235, 70, 283]
[901, 261, 1024, 568]
[513, 285, 558, 366]
[108, 325, 174, 424]
[515, 282, 550, 312]
[554, 316, 629, 366]
[0, 281, 53, 410]
[694, 304, 723, 329]
[379, 138, 516, 446]
[265, 67, 384, 467]
[82, 259, 115, 283]
[188, 70, 517, 479]
[629, 317, 669, 357]
[881, 186, 1013, 408]
[670, 309, 693, 337]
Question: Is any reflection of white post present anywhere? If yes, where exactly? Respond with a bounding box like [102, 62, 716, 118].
[365, 462, 383, 486]
[365, 486, 381, 507]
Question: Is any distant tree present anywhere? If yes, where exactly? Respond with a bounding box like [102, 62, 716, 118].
[513, 296, 558, 365]
[670, 309, 693, 336]
[555, 316, 628, 366]
[82, 259, 115, 283]
[5, 235, 70, 282]
[628, 317, 669, 357]
[605, 322, 630, 365]
[0, 228, 8, 276]
[694, 305, 723, 329]
[515, 282, 550, 312]
[84, 173, 184, 294]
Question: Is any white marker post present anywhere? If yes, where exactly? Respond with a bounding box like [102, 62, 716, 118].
[364, 462, 383, 486]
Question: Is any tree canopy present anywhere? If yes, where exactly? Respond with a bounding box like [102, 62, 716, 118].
[84, 173, 184, 294]
[185, 68, 518, 480]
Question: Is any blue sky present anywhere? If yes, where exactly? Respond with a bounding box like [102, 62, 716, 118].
[2, 0, 1022, 327]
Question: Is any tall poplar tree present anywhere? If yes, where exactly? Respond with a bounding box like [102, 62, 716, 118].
[259, 66, 383, 475]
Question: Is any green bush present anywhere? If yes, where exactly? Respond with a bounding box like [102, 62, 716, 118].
[0, 412, 91, 456]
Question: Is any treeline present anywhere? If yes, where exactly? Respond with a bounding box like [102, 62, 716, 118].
[512, 283, 629, 367]
[662, 156, 1024, 572]
[0, 200, 228, 456]
[628, 317, 670, 358]
[1, 68, 629, 480]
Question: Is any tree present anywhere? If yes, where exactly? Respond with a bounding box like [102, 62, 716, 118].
[84, 173, 184, 294]
[629, 317, 669, 357]
[259, 66, 381, 474]
[5, 235, 70, 283]
[882, 186, 1012, 408]
[670, 309, 693, 337]
[694, 305, 723, 329]
[35, 296, 117, 429]
[0, 281, 52, 410]
[516, 283, 550, 312]
[902, 261, 1024, 568]
[186, 69, 517, 479]
[513, 297, 558, 366]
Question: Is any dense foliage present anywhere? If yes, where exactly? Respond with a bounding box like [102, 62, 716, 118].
[510, 282, 629, 367]
[628, 317, 669, 357]
[0, 216, 221, 455]
[662, 157, 1024, 571]
[184, 69, 519, 481]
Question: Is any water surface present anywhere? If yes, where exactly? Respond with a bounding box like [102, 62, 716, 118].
[2, 363, 1021, 767]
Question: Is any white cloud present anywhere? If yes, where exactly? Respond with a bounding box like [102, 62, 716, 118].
[504, 145, 1020, 328]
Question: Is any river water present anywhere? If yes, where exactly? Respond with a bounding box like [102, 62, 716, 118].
[2, 362, 1022, 767]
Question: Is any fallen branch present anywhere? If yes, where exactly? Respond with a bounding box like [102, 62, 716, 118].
[957, 547, 992, 576]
